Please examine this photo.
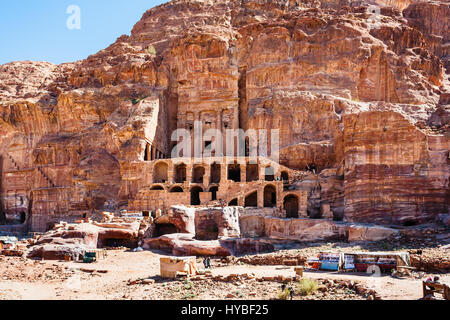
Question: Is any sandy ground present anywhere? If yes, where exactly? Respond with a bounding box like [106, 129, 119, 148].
[1, 248, 448, 300]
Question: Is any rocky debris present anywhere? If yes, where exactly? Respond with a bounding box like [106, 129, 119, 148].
[231, 253, 308, 266]
[128, 278, 156, 286]
[27, 218, 150, 260]
[127, 274, 377, 300]
[410, 250, 450, 272]
[0, 255, 76, 282]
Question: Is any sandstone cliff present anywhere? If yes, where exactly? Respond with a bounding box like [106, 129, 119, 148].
[0, 0, 448, 231]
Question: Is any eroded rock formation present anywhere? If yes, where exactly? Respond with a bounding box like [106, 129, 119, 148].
[0, 0, 448, 234]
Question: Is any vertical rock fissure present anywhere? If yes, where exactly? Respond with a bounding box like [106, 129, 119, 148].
[238, 66, 248, 131]
[0, 155, 4, 224]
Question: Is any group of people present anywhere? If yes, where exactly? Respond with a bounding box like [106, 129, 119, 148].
[202, 257, 211, 269]
[426, 276, 440, 284]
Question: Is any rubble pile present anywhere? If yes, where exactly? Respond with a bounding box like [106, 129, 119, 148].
[410, 248, 450, 272]
[231, 253, 308, 266]
[0, 255, 76, 282]
[127, 274, 379, 300]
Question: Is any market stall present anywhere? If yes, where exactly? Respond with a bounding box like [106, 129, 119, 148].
[306, 251, 410, 273]
[352, 252, 410, 273]
[318, 252, 343, 271]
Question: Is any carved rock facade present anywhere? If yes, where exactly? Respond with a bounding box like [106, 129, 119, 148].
[0, 0, 448, 234]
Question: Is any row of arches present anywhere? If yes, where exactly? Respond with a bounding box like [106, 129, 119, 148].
[149, 182, 299, 217]
[233, 186, 300, 218]
[242, 185, 277, 208]
[149, 184, 219, 206]
[153, 161, 290, 184]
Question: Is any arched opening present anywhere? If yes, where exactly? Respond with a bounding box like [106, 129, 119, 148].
[174, 163, 187, 183]
[246, 163, 259, 182]
[150, 185, 164, 191]
[245, 191, 258, 207]
[228, 163, 241, 182]
[284, 195, 299, 218]
[153, 162, 168, 183]
[264, 185, 277, 208]
[265, 166, 275, 181]
[190, 186, 203, 205]
[209, 186, 219, 201]
[153, 223, 179, 237]
[169, 186, 184, 193]
[192, 166, 205, 183]
[228, 198, 238, 206]
[210, 163, 221, 183]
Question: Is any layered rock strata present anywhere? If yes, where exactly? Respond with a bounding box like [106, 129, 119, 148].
[0, 0, 448, 233]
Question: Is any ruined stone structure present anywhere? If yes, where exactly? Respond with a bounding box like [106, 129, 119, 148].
[0, 0, 449, 234]
[127, 157, 307, 217]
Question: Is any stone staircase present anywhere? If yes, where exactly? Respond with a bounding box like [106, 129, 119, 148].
[6, 153, 57, 188]
[37, 166, 56, 188]
[5, 153, 20, 171]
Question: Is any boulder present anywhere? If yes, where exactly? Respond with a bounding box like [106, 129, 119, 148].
[347, 224, 399, 242]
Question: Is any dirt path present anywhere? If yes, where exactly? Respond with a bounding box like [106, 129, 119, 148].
[1, 250, 448, 300]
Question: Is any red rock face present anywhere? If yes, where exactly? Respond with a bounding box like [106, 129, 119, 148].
[0, 0, 449, 231]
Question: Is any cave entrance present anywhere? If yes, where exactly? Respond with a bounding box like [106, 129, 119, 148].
[403, 219, 419, 227]
[228, 163, 241, 182]
[100, 238, 138, 249]
[210, 163, 221, 184]
[192, 166, 205, 183]
[153, 162, 168, 183]
[245, 191, 258, 207]
[264, 185, 277, 208]
[190, 186, 203, 205]
[209, 186, 218, 201]
[20, 211, 26, 224]
[174, 163, 187, 183]
[284, 195, 299, 218]
[246, 163, 259, 182]
[154, 223, 179, 238]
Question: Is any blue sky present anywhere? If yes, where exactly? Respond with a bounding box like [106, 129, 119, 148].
[0, 0, 165, 65]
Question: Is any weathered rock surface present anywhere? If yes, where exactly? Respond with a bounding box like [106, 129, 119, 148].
[142, 233, 232, 256]
[347, 224, 399, 242]
[265, 217, 347, 241]
[0, 0, 448, 232]
[27, 219, 147, 259]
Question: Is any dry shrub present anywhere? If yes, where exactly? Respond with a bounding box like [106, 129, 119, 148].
[278, 288, 291, 300]
[296, 279, 318, 296]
